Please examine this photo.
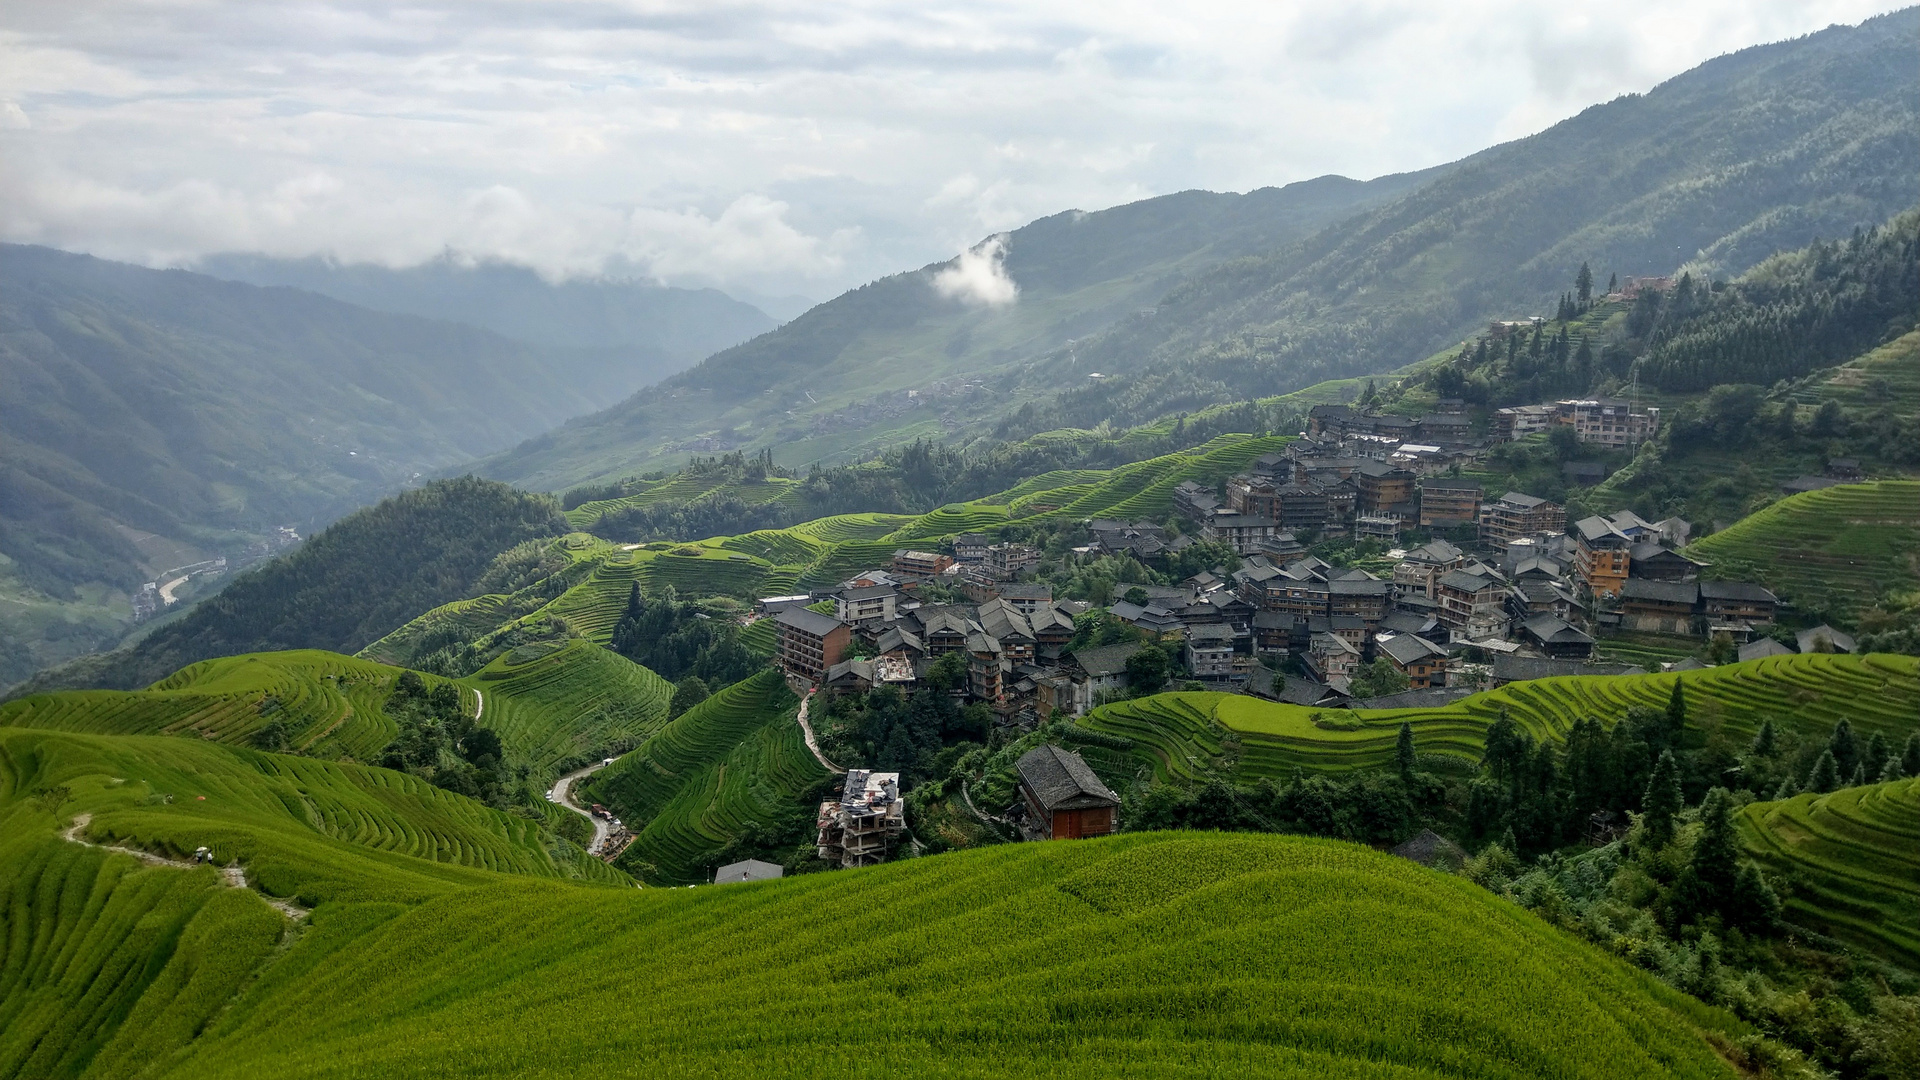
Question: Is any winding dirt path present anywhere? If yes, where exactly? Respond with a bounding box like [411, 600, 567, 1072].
[62, 813, 306, 919]
[550, 762, 612, 853]
[794, 691, 845, 775]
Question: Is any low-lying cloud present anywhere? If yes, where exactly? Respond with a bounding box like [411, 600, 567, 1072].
[932, 235, 1018, 307]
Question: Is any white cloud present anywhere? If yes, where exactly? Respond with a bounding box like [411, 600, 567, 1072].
[932, 234, 1018, 306]
[0, 0, 1906, 300]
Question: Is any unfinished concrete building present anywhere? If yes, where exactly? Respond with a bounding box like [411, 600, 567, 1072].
[816, 769, 908, 868]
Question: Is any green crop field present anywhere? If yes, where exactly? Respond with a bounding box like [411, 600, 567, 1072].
[12, 829, 1742, 1079]
[1078, 654, 1920, 784]
[0, 727, 629, 1078]
[1683, 481, 1920, 617]
[1735, 777, 1920, 972]
[464, 638, 673, 776]
[563, 475, 806, 531]
[581, 670, 820, 884]
[1806, 329, 1920, 417]
[0, 650, 472, 763]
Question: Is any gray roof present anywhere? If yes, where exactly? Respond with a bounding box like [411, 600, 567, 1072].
[1359, 687, 1474, 711]
[1620, 578, 1699, 605]
[1795, 625, 1856, 654]
[1328, 578, 1389, 596]
[1520, 614, 1593, 646]
[1700, 580, 1778, 603]
[838, 583, 897, 601]
[1738, 638, 1795, 662]
[825, 659, 875, 684]
[1378, 611, 1436, 635]
[1419, 477, 1482, 491]
[714, 859, 785, 883]
[1390, 829, 1467, 870]
[1437, 569, 1499, 593]
[1493, 491, 1549, 509]
[775, 607, 845, 637]
[1017, 745, 1120, 811]
[1186, 623, 1236, 643]
[1377, 633, 1446, 666]
[1071, 642, 1143, 678]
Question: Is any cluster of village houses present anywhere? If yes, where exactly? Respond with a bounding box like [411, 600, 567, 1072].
[763, 394, 1861, 874]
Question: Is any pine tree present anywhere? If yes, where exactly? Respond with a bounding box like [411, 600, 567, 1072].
[1806, 749, 1840, 794]
[1905, 733, 1920, 779]
[1749, 717, 1777, 758]
[1395, 722, 1417, 777]
[1729, 861, 1782, 933]
[1641, 750, 1683, 849]
[1849, 763, 1868, 788]
[1865, 732, 1890, 772]
[1576, 262, 1593, 306]
[1664, 680, 1687, 746]
[1878, 756, 1904, 783]
[1607, 272, 1618, 295]
[1827, 719, 1859, 779]
[1771, 775, 1799, 800]
[1684, 788, 1741, 919]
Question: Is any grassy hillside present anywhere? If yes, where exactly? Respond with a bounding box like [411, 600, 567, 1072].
[9, 478, 565, 696]
[1736, 777, 1920, 972]
[581, 670, 822, 884]
[1074, 654, 1920, 785]
[4, 819, 1742, 1079]
[1682, 481, 1920, 620]
[0, 727, 629, 1078]
[1, 640, 673, 785]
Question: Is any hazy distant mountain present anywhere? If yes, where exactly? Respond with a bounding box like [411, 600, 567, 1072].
[194, 253, 779, 396]
[475, 169, 1442, 491]
[476, 9, 1917, 492]
[0, 246, 703, 682]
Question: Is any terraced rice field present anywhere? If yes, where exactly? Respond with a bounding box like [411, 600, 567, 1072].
[464, 639, 673, 776]
[1806, 330, 1920, 417]
[564, 476, 805, 530]
[0, 727, 629, 1078]
[543, 553, 650, 640]
[581, 670, 818, 884]
[1079, 654, 1920, 782]
[881, 502, 1012, 542]
[1736, 777, 1920, 971]
[1684, 481, 1920, 616]
[0, 651, 469, 763]
[140, 833, 1738, 1080]
[1051, 436, 1292, 520]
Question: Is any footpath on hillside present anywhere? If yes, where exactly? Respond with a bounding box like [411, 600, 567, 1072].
[794, 691, 844, 775]
[61, 812, 306, 919]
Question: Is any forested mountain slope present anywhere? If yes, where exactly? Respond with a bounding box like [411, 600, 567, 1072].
[195, 253, 778, 395]
[478, 7, 1918, 490]
[0, 247, 649, 683]
[476, 171, 1440, 490]
[7, 479, 564, 696]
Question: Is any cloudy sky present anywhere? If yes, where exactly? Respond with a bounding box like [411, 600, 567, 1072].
[0, 1, 1906, 307]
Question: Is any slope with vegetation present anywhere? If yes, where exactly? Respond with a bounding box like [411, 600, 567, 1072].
[580, 670, 823, 884]
[1682, 481, 1920, 623]
[9, 478, 565, 696]
[1735, 777, 1920, 971]
[478, 9, 1917, 491]
[0, 726, 629, 1079]
[1075, 654, 1920, 784]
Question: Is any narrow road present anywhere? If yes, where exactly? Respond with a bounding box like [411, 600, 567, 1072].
[960, 779, 1009, 827]
[794, 691, 845, 775]
[472, 688, 484, 722]
[62, 813, 306, 919]
[550, 761, 612, 853]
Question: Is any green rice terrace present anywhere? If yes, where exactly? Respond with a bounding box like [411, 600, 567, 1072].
[0, 641, 674, 784]
[581, 670, 824, 885]
[1735, 777, 1920, 972]
[1683, 480, 1920, 619]
[1072, 654, 1920, 785]
[0, 736, 1750, 1080]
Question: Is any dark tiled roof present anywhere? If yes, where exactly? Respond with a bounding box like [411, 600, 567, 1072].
[1017, 745, 1120, 811]
[1700, 580, 1778, 603]
[776, 607, 844, 636]
[1377, 633, 1446, 666]
[1492, 656, 1641, 683]
[1620, 578, 1699, 605]
[1070, 642, 1143, 678]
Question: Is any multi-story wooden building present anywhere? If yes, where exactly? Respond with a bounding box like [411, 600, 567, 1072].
[775, 608, 852, 684]
[1417, 478, 1483, 528]
[1572, 516, 1633, 598]
[1478, 491, 1566, 545]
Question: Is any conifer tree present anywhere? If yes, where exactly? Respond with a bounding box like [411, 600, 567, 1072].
[1729, 862, 1782, 933]
[1664, 680, 1687, 746]
[1878, 756, 1904, 783]
[1606, 272, 1618, 295]
[1806, 749, 1840, 794]
[1641, 750, 1683, 849]
[1749, 717, 1777, 758]
[1849, 763, 1868, 788]
[1865, 732, 1890, 772]
[1905, 733, 1920, 779]
[1684, 788, 1740, 917]
[1771, 775, 1799, 800]
[1576, 262, 1593, 305]
[1396, 722, 1416, 777]
[1827, 719, 1859, 780]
